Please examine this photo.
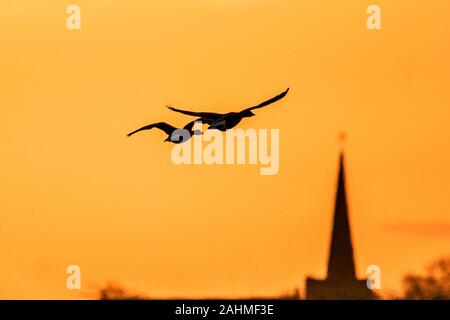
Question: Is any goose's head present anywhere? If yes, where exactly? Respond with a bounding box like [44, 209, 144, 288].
[241, 110, 255, 118]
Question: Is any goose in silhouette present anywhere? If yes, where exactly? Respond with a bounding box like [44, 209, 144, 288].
[167, 88, 289, 131]
[127, 119, 202, 143]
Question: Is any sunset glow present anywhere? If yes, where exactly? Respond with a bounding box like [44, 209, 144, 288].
[0, 0, 449, 299]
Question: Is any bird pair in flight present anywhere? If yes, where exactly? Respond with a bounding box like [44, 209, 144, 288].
[127, 88, 289, 143]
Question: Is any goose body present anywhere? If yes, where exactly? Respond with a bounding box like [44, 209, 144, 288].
[167, 88, 289, 131]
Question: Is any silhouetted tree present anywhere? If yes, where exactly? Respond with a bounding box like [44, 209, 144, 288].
[402, 256, 450, 300]
[99, 283, 146, 300]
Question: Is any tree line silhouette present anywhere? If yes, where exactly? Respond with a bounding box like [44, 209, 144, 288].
[98, 256, 450, 300]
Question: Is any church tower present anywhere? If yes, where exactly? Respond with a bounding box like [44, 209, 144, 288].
[305, 152, 376, 299]
[327, 153, 356, 281]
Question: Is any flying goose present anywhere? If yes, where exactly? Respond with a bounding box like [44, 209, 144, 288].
[127, 119, 202, 143]
[167, 88, 289, 131]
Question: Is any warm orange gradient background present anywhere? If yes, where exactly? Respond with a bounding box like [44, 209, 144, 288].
[0, 1, 449, 299]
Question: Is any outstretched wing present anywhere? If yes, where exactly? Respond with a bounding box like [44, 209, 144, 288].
[167, 106, 222, 125]
[127, 122, 176, 137]
[240, 88, 289, 112]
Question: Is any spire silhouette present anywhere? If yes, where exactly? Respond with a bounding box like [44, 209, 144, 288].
[326, 152, 356, 280]
[305, 150, 376, 299]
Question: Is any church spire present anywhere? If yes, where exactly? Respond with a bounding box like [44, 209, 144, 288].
[326, 152, 356, 280]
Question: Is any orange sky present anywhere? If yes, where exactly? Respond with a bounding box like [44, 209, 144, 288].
[0, 0, 449, 299]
